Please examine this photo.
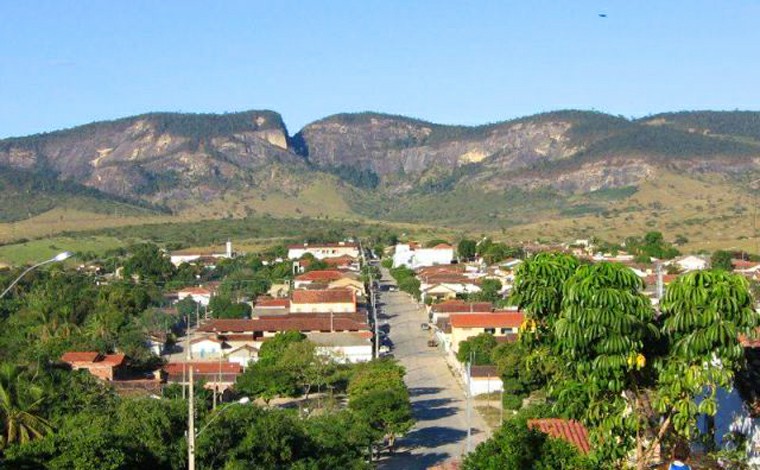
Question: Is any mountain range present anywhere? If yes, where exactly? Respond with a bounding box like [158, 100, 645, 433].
[2, 109, 760, 248]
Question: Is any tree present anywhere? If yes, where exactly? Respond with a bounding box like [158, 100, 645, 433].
[348, 359, 413, 451]
[0, 363, 51, 449]
[122, 243, 175, 282]
[462, 417, 593, 470]
[457, 333, 498, 365]
[711, 250, 734, 271]
[655, 271, 759, 460]
[457, 239, 477, 261]
[208, 295, 251, 319]
[473, 278, 502, 302]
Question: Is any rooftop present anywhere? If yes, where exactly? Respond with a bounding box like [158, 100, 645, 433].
[449, 312, 524, 329]
[528, 418, 590, 454]
[292, 289, 355, 304]
[431, 300, 493, 314]
[295, 270, 347, 282]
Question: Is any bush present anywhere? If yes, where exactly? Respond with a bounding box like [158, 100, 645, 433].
[502, 394, 524, 411]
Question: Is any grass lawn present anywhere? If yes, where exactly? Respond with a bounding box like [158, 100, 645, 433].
[0, 236, 126, 265]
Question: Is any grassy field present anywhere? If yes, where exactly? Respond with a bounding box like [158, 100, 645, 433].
[2, 169, 759, 265]
[0, 235, 126, 266]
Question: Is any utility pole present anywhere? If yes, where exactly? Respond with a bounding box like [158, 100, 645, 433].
[656, 261, 664, 303]
[186, 314, 195, 470]
[466, 352, 473, 454]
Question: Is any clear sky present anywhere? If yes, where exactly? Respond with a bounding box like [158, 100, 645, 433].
[1, 1, 759, 138]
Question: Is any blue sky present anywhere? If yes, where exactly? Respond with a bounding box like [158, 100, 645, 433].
[1, 1, 759, 138]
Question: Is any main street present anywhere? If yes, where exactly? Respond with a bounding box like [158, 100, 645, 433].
[376, 268, 489, 469]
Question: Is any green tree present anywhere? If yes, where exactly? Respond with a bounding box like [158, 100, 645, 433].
[0, 363, 51, 449]
[122, 243, 175, 282]
[553, 262, 657, 465]
[462, 418, 593, 470]
[711, 250, 734, 271]
[654, 271, 759, 462]
[457, 239, 477, 261]
[473, 278, 502, 302]
[457, 333, 498, 365]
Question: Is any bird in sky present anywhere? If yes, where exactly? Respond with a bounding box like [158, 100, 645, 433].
[598, 13, 608, 18]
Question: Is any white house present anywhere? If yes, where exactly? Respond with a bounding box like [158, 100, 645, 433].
[170, 241, 234, 267]
[190, 336, 226, 359]
[463, 365, 504, 396]
[225, 345, 259, 368]
[310, 332, 373, 364]
[392, 243, 455, 269]
[673, 255, 709, 272]
[287, 242, 360, 260]
[177, 287, 214, 307]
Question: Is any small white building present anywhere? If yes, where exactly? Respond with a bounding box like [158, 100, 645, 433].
[225, 345, 259, 368]
[309, 332, 373, 364]
[392, 243, 455, 269]
[190, 336, 226, 359]
[170, 241, 234, 267]
[463, 365, 504, 396]
[177, 287, 214, 307]
[674, 255, 709, 272]
[287, 242, 360, 260]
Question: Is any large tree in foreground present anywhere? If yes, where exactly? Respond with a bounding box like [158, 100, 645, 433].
[529, 261, 760, 469]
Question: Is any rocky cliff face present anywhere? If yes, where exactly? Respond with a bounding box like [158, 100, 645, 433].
[0, 111, 303, 208]
[2, 109, 760, 219]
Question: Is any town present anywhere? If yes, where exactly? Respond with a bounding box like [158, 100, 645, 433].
[0, 231, 758, 469]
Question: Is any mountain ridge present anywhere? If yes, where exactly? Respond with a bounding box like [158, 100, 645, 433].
[2, 108, 760, 239]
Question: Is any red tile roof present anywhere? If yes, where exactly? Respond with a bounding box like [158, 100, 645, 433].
[449, 312, 524, 329]
[99, 354, 126, 366]
[61, 352, 100, 363]
[528, 419, 590, 454]
[60, 352, 125, 367]
[295, 270, 346, 282]
[470, 365, 499, 378]
[733, 259, 759, 270]
[292, 289, 355, 304]
[178, 287, 213, 295]
[255, 297, 290, 308]
[431, 243, 454, 250]
[287, 242, 358, 249]
[199, 316, 369, 334]
[431, 300, 493, 314]
[324, 255, 357, 266]
[164, 362, 242, 375]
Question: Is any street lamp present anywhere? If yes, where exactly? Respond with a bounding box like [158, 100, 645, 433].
[0, 251, 72, 299]
[189, 396, 250, 469]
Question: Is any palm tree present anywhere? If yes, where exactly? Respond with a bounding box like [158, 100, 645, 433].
[0, 363, 52, 449]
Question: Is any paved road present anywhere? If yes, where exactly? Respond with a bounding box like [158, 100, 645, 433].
[377, 268, 489, 469]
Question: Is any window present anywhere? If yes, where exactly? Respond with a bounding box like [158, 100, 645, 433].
[500, 328, 512, 334]
[484, 328, 496, 334]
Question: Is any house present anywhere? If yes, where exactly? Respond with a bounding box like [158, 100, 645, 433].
[294, 270, 347, 289]
[429, 300, 493, 324]
[268, 283, 290, 298]
[60, 352, 126, 381]
[198, 315, 371, 342]
[309, 332, 374, 363]
[449, 312, 524, 353]
[420, 275, 482, 303]
[190, 336, 227, 358]
[527, 419, 591, 454]
[225, 345, 259, 368]
[328, 275, 366, 298]
[463, 365, 504, 396]
[392, 243, 455, 269]
[177, 286, 214, 307]
[287, 242, 360, 260]
[290, 289, 357, 314]
[163, 362, 242, 392]
[252, 297, 290, 317]
[673, 255, 708, 272]
[170, 241, 235, 267]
